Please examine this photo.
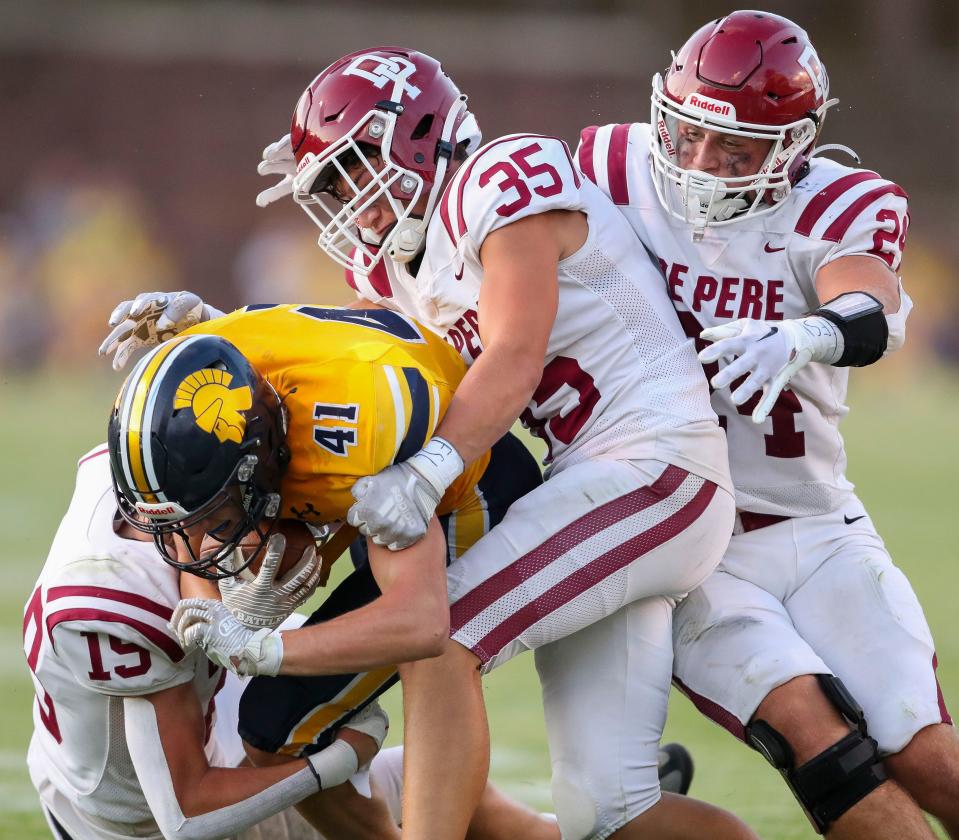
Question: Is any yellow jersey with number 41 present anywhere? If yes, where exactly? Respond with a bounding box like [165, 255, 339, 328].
[184, 304, 489, 525]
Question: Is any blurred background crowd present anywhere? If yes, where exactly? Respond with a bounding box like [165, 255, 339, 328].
[0, 0, 956, 370]
[1, 5, 957, 836]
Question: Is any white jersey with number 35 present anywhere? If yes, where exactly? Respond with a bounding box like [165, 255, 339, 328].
[345, 133, 730, 490]
[577, 122, 913, 517]
[24, 446, 225, 838]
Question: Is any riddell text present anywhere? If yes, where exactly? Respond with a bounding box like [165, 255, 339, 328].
[659, 260, 785, 321]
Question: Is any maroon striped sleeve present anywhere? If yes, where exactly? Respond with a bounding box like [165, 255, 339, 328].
[607, 123, 632, 205]
[578, 126, 599, 185]
[24, 587, 42, 669]
[451, 465, 688, 630]
[78, 447, 109, 467]
[560, 140, 581, 188]
[934, 653, 953, 725]
[366, 256, 393, 299]
[438, 176, 458, 244]
[46, 608, 184, 661]
[343, 264, 359, 293]
[794, 171, 880, 237]
[821, 184, 908, 243]
[345, 249, 393, 298]
[47, 586, 173, 620]
[454, 134, 567, 240]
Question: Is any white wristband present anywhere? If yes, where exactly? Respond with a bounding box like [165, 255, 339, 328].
[306, 738, 359, 790]
[796, 315, 844, 365]
[406, 436, 464, 496]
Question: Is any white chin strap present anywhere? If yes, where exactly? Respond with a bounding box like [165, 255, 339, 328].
[388, 95, 470, 264]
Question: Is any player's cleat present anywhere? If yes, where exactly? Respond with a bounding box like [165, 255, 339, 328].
[658, 742, 695, 795]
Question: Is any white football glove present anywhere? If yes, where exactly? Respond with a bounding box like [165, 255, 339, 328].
[218, 533, 322, 630]
[256, 133, 296, 208]
[171, 598, 283, 677]
[347, 437, 464, 551]
[99, 291, 225, 370]
[699, 316, 841, 424]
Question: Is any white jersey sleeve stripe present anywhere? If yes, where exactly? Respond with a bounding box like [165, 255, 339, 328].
[821, 183, 908, 243]
[794, 170, 880, 236]
[47, 585, 173, 619]
[46, 607, 185, 661]
[449, 133, 563, 243]
[577, 126, 599, 184]
[606, 123, 632, 205]
[588, 124, 616, 198]
[437, 174, 460, 244]
[77, 446, 109, 468]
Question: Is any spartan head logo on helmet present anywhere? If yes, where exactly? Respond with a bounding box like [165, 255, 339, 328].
[173, 368, 252, 444]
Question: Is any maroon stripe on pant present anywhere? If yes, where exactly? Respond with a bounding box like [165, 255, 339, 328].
[466, 477, 718, 663]
[672, 674, 747, 742]
[450, 465, 688, 631]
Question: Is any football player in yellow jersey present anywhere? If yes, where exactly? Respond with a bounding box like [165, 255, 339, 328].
[108, 303, 548, 838]
[191, 303, 493, 551]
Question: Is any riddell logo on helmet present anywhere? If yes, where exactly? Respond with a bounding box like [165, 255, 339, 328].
[136, 503, 176, 517]
[686, 94, 736, 120]
[657, 119, 676, 158]
[135, 500, 187, 519]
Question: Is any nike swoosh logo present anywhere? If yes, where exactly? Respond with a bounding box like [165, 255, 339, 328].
[844, 514, 866, 525]
[454, 264, 464, 281]
[758, 327, 779, 342]
[764, 243, 786, 253]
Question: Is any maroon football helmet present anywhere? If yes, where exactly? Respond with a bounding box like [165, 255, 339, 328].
[290, 47, 481, 274]
[650, 11, 836, 233]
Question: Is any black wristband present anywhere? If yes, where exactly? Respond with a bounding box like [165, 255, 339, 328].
[305, 756, 325, 792]
[816, 292, 888, 367]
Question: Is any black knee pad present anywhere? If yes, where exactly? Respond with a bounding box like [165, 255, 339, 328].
[746, 675, 887, 833]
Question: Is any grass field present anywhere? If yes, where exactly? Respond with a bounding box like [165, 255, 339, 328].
[1, 367, 957, 839]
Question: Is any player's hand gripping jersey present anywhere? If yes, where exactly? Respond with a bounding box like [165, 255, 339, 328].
[183, 304, 490, 536]
[24, 447, 227, 837]
[578, 123, 913, 516]
[346, 134, 730, 489]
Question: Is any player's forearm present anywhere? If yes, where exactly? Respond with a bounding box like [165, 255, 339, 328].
[435, 342, 543, 466]
[279, 524, 450, 675]
[278, 594, 448, 675]
[815, 254, 911, 357]
[126, 695, 359, 840]
[177, 763, 307, 815]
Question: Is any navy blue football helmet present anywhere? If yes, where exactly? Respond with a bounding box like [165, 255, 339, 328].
[108, 333, 290, 579]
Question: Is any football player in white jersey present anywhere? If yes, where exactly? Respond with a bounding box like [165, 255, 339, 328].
[23, 443, 395, 840]
[27, 444, 581, 840]
[136, 47, 752, 840]
[575, 10, 957, 840]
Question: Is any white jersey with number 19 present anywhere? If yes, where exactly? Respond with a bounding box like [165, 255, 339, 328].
[345, 133, 730, 490]
[24, 446, 226, 839]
